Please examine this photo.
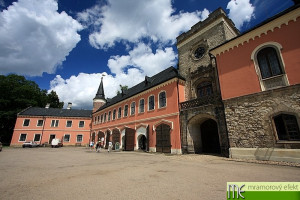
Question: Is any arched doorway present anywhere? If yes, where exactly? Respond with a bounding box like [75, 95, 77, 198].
[112, 129, 120, 150]
[156, 124, 171, 153]
[98, 131, 105, 147]
[200, 119, 220, 154]
[138, 135, 147, 151]
[187, 115, 221, 154]
[105, 130, 111, 149]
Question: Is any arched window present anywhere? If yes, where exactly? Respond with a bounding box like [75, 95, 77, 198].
[124, 105, 128, 117]
[118, 107, 122, 119]
[139, 99, 145, 113]
[131, 102, 136, 115]
[159, 91, 166, 108]
[197, 82, 212, 98]
[273, 114, 300, 141]
[257, 47, 283, 79]
[108, 111, 111, 121]
[148, 95, 155, 111]
[113, 109, 116, 120]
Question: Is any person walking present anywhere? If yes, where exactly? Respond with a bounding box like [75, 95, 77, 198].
[108, 141, 112, 153]
[96, 142, 101, 153]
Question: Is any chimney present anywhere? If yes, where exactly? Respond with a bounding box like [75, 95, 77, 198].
[45, 103, 50, 109]
[67, 102, 72, 109]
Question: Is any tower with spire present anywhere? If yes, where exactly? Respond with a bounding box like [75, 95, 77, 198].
[93, 76, 106, 112]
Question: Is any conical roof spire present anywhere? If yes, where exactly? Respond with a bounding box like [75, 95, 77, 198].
[94, 76, 105, 100]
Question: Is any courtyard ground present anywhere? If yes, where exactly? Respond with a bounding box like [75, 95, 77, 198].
[0, 147, 299, 200]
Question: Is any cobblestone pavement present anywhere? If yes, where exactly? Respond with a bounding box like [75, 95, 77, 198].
[0, 147, 299, 200]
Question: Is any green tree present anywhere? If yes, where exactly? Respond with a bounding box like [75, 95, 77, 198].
[0, 74, 64, 145]
[116, 84, 128, 95]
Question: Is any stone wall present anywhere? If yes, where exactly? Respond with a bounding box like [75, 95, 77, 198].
[224, 84, 300, 149]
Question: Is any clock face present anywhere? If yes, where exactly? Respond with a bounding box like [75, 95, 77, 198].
[194, 46, 206, 59]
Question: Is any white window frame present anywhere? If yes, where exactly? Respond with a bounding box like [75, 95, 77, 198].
[113, 109, 116, 120]
[124, 105, 129, 117]
[23, 119, 30, 127]
[118, 107, 122, 119]
[139, 98, 145, 113]
[51, 120, 59, 127]
[33, 133, 41, 142]
[36, 119, 44, 127]
[148, 95, 155, 111]
[66, 120, 73, 128]
[64, 134, 71, 142]
[76, 134, 83, 142]
[158, 90, 167, 109]
[19, 133, 27, 142]
[79, 121, 85, 128]
[130, 102, 136, 116]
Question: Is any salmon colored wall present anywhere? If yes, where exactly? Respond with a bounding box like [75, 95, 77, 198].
[11, 116, 91, 146]
[92, 79, 182, 151]
[216, 19, 300, 100]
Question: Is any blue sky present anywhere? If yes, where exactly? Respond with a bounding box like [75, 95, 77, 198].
[0, 0, 293, 109]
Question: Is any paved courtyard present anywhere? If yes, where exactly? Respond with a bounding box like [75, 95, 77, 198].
[0, 147, 299, 200]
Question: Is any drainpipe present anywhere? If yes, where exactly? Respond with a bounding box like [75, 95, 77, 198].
[40, 116, 46, 146]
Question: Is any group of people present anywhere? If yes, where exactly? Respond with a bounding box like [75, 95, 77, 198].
[89, 141, 113, 153]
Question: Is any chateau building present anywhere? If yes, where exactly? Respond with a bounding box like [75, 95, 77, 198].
[10, 104, 92, 146]
[91, 67, 185, 154]
[210, 3, 300, 162]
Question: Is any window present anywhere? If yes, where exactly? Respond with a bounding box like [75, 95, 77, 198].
[159, 92, 166, 108]
[19, 133, 27, 142]
[94, 117, 96, 124]
[97, 116, 100, 123]
[34, 134, 41, 142]
[124, 105, 128, 117]
[23, 119, 30, 126]
[64, 134, 70, 142]
[37, 120, 44, 127]
[66, 120, 72, 127]
[257, 47, 283, 79]
[139, 99, 145, 113]
[113, 109, 116, 120]
[197, 82, 213, 98]
[131, 102, 136, 115]
[148, 95, 155, 111]
[77, 134, 83, 142]
[79, 121, 84, 127]
[274, 114, 300, 141]
[108, 111, 111, 121]
[104, 113, 107, 122]
[118, 107, 122, 118]
[51, 120, 59, 127]
[101, 115, 103, 123]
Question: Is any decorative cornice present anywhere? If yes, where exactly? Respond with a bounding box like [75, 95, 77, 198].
[210, 7, 300, 56]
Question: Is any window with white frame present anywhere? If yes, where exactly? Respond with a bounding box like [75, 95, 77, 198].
[131, 102, 136, 115]
[159, 91, 166, 108]
[118, 107, 122, 118]
[252, 43, 288, 91]
[101, 114, 103, 123]
[148, 95, 155, 111]
[51, 120, 59, 127]
[113, 109, 116, 120]
[108, 111, 111, 121]
[139, 99, 145, 113]
[64, 134, 70, 142]
[124, 105, 128, 117]
[34, 134, 41, 142]
[76, 134, 83, 142]
[19, 133, 27, 142]
[37, 120, 44, 127]
[66, 120, 72, 127]
[79, 121, 84, 127]
[104, 113, 107, 122]
[23, 119, 30, 127]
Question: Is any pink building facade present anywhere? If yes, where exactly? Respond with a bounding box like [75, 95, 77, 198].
[11, 107, 92, 146]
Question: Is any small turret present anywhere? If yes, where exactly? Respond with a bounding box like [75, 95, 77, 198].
[93, 76, 106, 112]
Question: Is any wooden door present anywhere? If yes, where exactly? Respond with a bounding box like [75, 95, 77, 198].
[156, 124, 171, 153]
[125, 128, 135, 151]
[112, 129, 120, 150]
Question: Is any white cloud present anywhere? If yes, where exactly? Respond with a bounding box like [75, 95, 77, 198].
[78, 0, 209, 49]
[227, 0, 255, 29]
[0, 0, 83, 76]
[49, 69, 145, 109]
[50, 43, 177, 109]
